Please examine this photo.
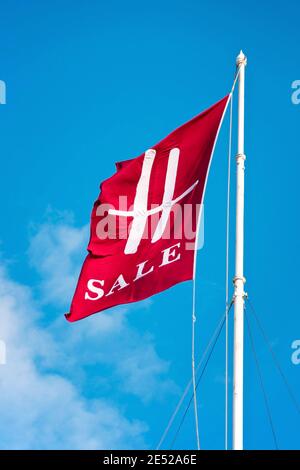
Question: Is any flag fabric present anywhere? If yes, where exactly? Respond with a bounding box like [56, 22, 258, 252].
[66, 95, 229, 322]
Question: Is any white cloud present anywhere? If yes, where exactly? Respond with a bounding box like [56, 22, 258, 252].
[0, 214, 178, 449]
[0, 265, 146, 449]
[28, 217, 177, 403]
[28, 217, 88, 307]
[46, 309, 177, 404]
[116, 337, 174, 402]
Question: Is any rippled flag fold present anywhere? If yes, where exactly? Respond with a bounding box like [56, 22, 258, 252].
[66, 96, 229, 322]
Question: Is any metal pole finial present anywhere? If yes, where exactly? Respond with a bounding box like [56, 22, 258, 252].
[236, 50, 247, 66]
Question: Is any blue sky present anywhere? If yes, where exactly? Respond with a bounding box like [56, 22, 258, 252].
[0, 0, 299, 449]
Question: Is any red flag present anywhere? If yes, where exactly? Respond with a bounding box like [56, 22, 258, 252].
[66, 96, 229, 322]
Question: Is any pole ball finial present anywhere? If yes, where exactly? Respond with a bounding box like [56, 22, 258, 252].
[236, 50, 247, 66]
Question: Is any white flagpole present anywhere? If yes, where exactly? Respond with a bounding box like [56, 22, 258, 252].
[233, 50, 247, 450]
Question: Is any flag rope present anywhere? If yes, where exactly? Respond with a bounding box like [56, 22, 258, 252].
[225, 91, 233, 450]
[191, 280, 200, 449]
[171, 303, 233, 449]
[156, 312, 227, 449]
[247, 299, 300, 416]
[191, 68, 241, 451]
[245, 308, 279, 449]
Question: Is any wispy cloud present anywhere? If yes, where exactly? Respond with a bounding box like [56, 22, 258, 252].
[0, 265, 145, 449]
[0, 212, 177, 449]
[28, 211, 89, 307]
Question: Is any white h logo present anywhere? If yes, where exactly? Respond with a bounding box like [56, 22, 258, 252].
[109, 148, 198, 254]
